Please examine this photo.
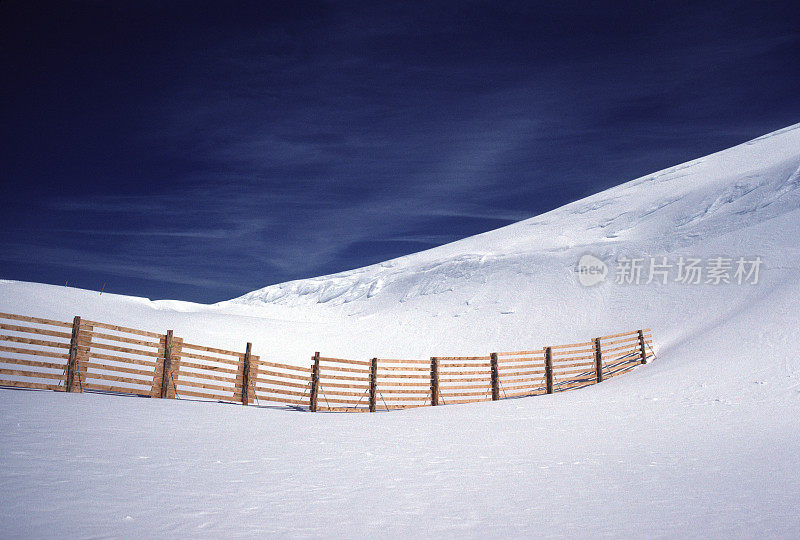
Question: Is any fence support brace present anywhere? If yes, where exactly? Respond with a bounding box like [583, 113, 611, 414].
[544, 347, 553, 394]
[241, 342, 252, 405]
[65, 316, 81, 392]
[594, 337, 603, 383]
[309, 352, 320, 412]
[369, 358, 377, 412]
[159, 330, 174, 399]
[430, 357, 439, 406]
[490, 352, 500, 400]
[637, 330, 648, 364]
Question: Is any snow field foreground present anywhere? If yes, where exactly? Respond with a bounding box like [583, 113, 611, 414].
[2, 123, 800, 536]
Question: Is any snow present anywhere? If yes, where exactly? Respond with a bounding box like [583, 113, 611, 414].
[2, 123, 800, 536]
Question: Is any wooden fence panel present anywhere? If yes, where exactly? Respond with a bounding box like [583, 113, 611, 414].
[549, 341, 597, 393]
[79, 319, 163, 396]
[174, 341, 241, 402]
[314, 356, 371, 411]
[495, 350, 547, 398]
[374, 358, 431, 410]
[0, 312, 73, 391]
[435, 355, 493, 405]
[597, 329, 653, 380]
[250, 359, 312, 408]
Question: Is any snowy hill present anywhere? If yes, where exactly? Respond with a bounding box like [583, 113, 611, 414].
[2, 123, 800, 536]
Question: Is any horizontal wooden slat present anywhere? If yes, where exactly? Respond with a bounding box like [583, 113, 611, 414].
[254, 361, 310, 373]
[438, 362, 490, 369]
[375, 381, 430, 387]
[496, 350, 543, 356]
[85, 331, 161, 349]
[553, 368, 595, 379]
[175, 379, 236, 394]
[376, 365, 429, 372]
[0, 345, 70, 360]
[82, 320, 162, 339]
[255, 394, 307, 406]
[551, 353, 595, 363]
[253, 377, 308, 390]
[439, 397, 493, 405]
[178, 369, 240, 385]
[81, 371, 151, 386]
[169, 388, 235, 401]
[311, 381, 366, 389]
[375, 373, 429, 379]
[82, 361, 154, 378]
[598, 334, 643, 347]
[496, 356, 543, 364]
[316, 396, 367, 405]
[180, 342, 243, 358]
[0, 378, 62, 391]
[440, 389, 492, 397]
[318, 365, 370, 375]
[0, 356, 66, 371]
[379, 388, 431, 394]
[86, 341, 161, 358]
[82, 382, 150, 395]
[380, 396, 429, 402]
[504, 389, 546, 398]
[318, 406, 370, 413]
[0, 334, 70, 350]
[0, 312, 72, 328]
[318, 356, 371, 366]
[384, 403, 429, 410]
[439, 376, 488, 383]
[321, 389, 370, 397]
[497, 361, 543, 369]
[254, 369, 310, 382]
[599, 328, 650, 340]
[601, 343, 642, 355]
[255, 386, 310, 398]
[169, 349, 238, 367]
[547, 341, 594, 350]
[87, 352, 156, 369]
[0, 367, 64, 380]
[375, 359, 429, 364]
[436, 356, 491, 361]
[552, 361, 595, 370]
[605, 352, 639, 363]
[550, 347, 595, 357]
[497, 368, 545, 377]
[0, 323, 72, 340]
[317, 373, 369, 382]
[502, 382, 546, 391]
[436, 369, 489, 376]
[178, 361, 238, 376]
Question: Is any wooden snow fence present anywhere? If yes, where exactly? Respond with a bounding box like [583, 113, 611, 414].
[0, 311, 653, 413]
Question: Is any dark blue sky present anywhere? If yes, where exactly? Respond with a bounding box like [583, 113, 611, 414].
[2, 1, 798, 303]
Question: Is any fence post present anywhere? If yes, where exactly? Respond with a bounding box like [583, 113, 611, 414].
[65, 316, 81, 392]
[159, 330, 174, 399]
[637, 330, 648, 364]
[430, 357, 439, 406]
[309, 352, 320, 412]
[594, 337, 603, 383]
[240, 342, 252, 406]
[369, 358, 377, 412]
[544, 347, 553, 394]
[490, 352, 500, 400]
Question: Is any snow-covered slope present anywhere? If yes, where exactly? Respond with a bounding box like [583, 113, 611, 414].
[1, 123, 800, 537]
